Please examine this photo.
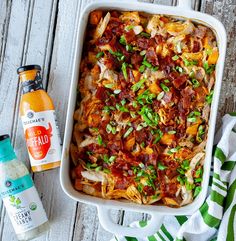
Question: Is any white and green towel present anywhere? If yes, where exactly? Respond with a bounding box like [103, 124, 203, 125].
[112, 114, 236, 241]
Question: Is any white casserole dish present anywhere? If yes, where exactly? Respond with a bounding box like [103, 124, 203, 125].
[60, 0, 227, 237]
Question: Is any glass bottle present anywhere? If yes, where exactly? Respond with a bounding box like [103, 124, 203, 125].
[0, 134, 49, 240]
[18, 65, 61, 172]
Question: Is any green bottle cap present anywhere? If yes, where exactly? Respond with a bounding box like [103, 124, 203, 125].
[0, 135, 17, 162]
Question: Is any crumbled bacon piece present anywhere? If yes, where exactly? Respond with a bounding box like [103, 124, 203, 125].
[124, 29, 136, 43]
[172, 75, 188, 89]
[146, 47, 159, 66]
[131, 53, 143, 69]
[95, 86, 110, 101]
[192, 40, 201, 53]
[194, 25, 207, 39]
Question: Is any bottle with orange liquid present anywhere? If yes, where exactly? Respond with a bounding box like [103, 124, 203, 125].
[17, 65, 61, 172]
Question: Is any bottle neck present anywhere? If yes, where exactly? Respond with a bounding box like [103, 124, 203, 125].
[0, 138, 17, 163]
[19, 69, 44, 94]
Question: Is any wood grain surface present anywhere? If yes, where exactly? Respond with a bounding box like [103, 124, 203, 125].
[0, 0, 235, 240]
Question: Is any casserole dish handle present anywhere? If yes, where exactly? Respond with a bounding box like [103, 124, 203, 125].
[178, 0, 192, 10]
[97, 206, 164, 238]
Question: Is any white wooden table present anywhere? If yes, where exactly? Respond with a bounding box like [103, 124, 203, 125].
[0, 0, 235, 240]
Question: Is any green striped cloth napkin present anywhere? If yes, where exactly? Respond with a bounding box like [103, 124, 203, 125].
[111, 114, 236, 241]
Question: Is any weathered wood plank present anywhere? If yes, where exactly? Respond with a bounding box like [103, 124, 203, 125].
[0, 0, 31, 239]
[0, 0, 12, 217]
[201, 0, 236, 128]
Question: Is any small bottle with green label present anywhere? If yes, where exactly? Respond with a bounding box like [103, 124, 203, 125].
[0, 135, 49, 240]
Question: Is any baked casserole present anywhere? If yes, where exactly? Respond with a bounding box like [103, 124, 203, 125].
[70, 10, 219, 207]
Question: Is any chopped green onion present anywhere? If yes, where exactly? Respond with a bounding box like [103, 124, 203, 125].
[177, 175, 185, 185]
[153, 129, 163, 144]
[157, 91, 165, 100]
[168, 130, 176, 134]
[158, 162, 167, 170]
[137, 184, 143, 193]
[125, 25, 134, 31]
[109, 156, 116, 162]
[132, 101, 138, 108]
[106, 124, 113, 133]
[191, 78, 200, 88]
[181, 160, 190, 170]
[122, 62, 128, 80]
[172, 55, 179, 61]
[86, 151, 93, 156]
[106, 123, 116, 135]
[151, 194, 159, 199]
[140, 142, 145, 148]
[97, 134, 103, 145]
[140, 50, 146, 56]
[90, 163, 98, 168]
[183, 59, 198, 66]
[136, 123, 144, 131]
[104, 83, 114, 89]
[203, 62, 216, 74]
[168, 146, 181, 154]
[187, 117, 197, 122]
[146, 179, 155, 189]
[176, 41, 182, 53]
[194, 177, 202, 183]
[123, 127, 133, 138]
[164, 79, 170, 83]
[198, 125, 204, 135]
[160, 83, 169, 92]
[96, 52, 104, 59]
[142, 60, 152, 68]
[189, 111, 201, 118]
[119, 35, 126, 45]
[126, 44, 133, 52]
[189, 70, 195, 78]
[206, 90, 214, 104]
[206, 49, 213, 55]
[103, 168, 111, 174]
[175, 66, 183, 73]
[114, 89, 121, 94]
[130, 112, 136, 118]
[152, 66, 159, 71]
[186, 182, 195, 191]
[194, 186, 202, 197]
[116, 104, 129, 112]
[86, 162, 92, 169]
[109, 49, 125, 61]
[103, 106, 115, 113]
[177, 168, 185, 175]
[137, 90, 156, 105]
[138, 65, 145, 73]
[138, 106, 159, 127]
[131, 78, 146, 92]
[140, 32, 150, 38]
[121, 99, 126, 106]
[139, 163, 145, 169]
[95, 166, 102, 172]
[195, 167, 203, 177]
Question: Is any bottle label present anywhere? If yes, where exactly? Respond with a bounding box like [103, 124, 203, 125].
[22, 71, 43, 94]
[21, 110, 61, 167]
[0, 174, 48, 234]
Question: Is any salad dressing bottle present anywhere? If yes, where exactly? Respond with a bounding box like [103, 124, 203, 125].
[17, 65, 61, 172]
[0, 135, 49, 240]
